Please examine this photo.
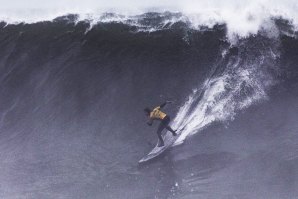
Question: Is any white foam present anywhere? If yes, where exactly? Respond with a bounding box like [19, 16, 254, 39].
[172, 39, 280, 145]
[0, 0, 297, 38]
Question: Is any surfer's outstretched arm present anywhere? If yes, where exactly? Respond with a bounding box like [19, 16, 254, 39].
[160, 102, 167, 108]
[160, 101, 173, 108]
[147, 118, 153, 126]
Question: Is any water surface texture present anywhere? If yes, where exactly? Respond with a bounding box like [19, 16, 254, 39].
[0, 11, 298, 199]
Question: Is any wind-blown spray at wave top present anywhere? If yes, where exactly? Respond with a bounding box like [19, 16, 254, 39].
[173, 36, 280, 145]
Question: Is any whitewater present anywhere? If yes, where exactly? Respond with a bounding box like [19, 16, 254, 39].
[1, 0, 298, 35]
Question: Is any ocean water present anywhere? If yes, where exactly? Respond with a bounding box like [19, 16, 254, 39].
[0, 2, 298, 198]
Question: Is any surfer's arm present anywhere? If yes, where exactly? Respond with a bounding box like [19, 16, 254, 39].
[160, 102, 167, 108]
[147, 118, 153, 126]
[160, 101, 173, 108]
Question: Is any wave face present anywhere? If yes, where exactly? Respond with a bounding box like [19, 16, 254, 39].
[0, 12, 297, 199]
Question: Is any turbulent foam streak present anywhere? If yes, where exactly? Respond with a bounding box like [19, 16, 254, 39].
[0, 0, 298, 39]
[172, 38, 280, 145]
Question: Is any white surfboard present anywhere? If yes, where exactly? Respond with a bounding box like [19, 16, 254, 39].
[138, 130, 180, 163]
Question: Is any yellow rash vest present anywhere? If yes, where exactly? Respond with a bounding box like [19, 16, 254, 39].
[150, 106, 167, 120]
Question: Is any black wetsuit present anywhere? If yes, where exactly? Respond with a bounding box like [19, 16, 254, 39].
[156, 115, 176, 146]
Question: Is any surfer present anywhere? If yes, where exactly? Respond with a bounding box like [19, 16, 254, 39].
[144, 101, 177, 147]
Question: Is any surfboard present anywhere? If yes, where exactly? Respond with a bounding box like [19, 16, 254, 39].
[138, 130, 180, 163]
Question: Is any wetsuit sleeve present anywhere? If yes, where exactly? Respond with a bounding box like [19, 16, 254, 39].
[147, 118, 153, 126]
[160, 102, 167, 108]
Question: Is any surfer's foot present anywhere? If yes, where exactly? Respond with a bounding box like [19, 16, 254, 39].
[158, 142, 164, 147]
[172, 130, 177, 136]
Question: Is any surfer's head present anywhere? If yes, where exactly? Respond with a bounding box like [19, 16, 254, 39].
[144, 107, 151, 115]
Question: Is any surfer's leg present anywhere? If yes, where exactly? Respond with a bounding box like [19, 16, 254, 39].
[157, 122, 165, 147]
[163, 116, 177, 136]
[166, 126, 177, 136]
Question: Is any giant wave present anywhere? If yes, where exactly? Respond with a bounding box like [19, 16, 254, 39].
[0, 5, 297, 198]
